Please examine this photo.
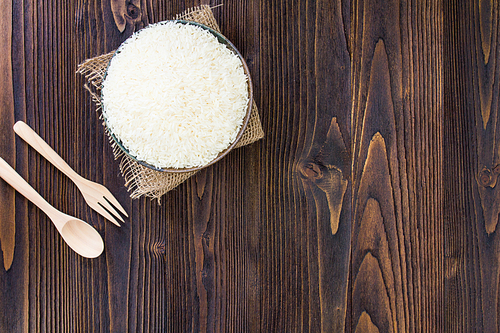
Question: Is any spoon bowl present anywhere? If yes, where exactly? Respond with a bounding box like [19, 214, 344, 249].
[58, 218, 104, 258]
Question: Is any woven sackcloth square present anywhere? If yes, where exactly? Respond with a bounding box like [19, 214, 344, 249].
[76, 5, 264, 201]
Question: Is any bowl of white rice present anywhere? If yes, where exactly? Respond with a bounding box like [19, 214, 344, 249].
[101, 20, 253, 172]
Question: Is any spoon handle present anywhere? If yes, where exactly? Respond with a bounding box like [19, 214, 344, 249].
[13, 121, 82, 182]
[0, 157, 59, 219]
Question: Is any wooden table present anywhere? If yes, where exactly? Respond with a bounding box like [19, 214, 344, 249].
[0, 0, 497, 331]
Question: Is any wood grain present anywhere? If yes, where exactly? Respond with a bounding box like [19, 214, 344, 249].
[0, 0, 16, 272]
[444, 0, 500, 331]
[0, 0, 31, 331]
[350, 0, 443, 332]
[258, 0, 352, 331]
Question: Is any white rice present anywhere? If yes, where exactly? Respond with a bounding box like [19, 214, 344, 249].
[102, 21, 249, 169]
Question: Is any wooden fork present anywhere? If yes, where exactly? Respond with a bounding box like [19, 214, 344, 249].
[13, 121, 128, 226]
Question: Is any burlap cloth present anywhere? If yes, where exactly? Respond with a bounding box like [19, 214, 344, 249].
[76, 5, 264, 201]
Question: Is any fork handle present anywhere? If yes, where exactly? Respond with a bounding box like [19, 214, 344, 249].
[0, 157, 59, 219]
[13, 121, 82, 183]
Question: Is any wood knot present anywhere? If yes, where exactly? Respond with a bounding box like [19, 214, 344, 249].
[479, 168, 491, 186]
[299, 162, 323, 181]
[152, 241, 166, 256]
[479, 165, 500, 188]
[127, 3, 140, 19]
[493, 164, 500, 175]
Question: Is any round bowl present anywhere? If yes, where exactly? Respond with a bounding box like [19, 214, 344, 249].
[102, 20, 253, 173]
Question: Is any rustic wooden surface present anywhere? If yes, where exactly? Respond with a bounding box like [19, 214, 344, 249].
[0, 0, 497, 332]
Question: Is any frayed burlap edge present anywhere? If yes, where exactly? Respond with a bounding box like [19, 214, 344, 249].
[76, 5, 264, 201]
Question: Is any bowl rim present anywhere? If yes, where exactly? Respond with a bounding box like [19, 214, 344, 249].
[102, 20, 254, 173]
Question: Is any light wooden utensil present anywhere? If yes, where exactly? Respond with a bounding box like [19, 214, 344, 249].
[0, 157, 104, 258]
[13, 121, 128, 226]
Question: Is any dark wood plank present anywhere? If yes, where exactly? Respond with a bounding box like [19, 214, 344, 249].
[443, 0, 500, 331]
[297, 0, 352, 332]
[0, 0, 31, 331]
[255, 0, 352, 331]
[349, 0, 444, 331]
[0, 0, 16, 273]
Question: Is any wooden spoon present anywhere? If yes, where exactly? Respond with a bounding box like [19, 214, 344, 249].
[0, 157, 104, 258]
